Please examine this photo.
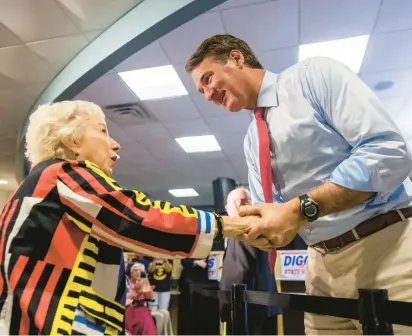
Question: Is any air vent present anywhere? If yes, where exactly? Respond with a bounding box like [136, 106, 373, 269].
[103, 102, 157, 126]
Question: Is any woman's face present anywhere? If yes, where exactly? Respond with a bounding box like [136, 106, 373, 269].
[75, 113, 120, 176]
[131, 265, 144, 280]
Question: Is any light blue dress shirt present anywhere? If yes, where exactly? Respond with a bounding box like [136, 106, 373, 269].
[244, 56, 412, 246]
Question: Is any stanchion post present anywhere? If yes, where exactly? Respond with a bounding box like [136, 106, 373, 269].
[231, 283, 248, 335]
[358, 288, 393, 335]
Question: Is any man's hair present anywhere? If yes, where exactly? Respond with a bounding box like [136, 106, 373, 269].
[185, 34, 263, 72]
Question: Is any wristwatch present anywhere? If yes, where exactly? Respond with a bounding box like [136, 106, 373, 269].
[299, 194, 320, 222]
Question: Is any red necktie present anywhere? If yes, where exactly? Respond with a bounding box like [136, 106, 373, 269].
[254, 107, 277, 275]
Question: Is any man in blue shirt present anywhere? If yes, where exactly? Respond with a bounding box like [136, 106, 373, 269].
[185, 34, 412, 334]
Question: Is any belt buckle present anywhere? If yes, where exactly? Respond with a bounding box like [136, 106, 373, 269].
[321, 241, 341, 253]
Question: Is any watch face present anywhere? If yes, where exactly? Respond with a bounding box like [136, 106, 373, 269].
[305, 204, 318, 217]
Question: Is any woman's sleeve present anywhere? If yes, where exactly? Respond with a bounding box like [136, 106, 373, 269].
[56, 160, 216, 259]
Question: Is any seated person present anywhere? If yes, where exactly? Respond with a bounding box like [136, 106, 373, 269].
[125, 263, 156, 335]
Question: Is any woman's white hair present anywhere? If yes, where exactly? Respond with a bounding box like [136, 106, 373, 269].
[25, 100, 104, 164]
[131, 263, 145, 272]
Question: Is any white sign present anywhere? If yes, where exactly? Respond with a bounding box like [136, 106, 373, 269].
[278, 250, 308, 281]
[207, 254, 219, 280]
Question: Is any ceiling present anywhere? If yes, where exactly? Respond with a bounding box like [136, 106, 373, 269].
[75, 0, 412, 206]
[0, 0, 142, 190]
[1, 0, 412, 206]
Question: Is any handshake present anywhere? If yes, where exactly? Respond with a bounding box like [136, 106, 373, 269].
[217, 187, 303, 251]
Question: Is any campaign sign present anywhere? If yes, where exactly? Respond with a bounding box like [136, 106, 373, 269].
[278, 250, 308, 281]
[208, 254, 219, 280]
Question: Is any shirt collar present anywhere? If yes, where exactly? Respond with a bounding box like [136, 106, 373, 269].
[256, 70, 279, 108]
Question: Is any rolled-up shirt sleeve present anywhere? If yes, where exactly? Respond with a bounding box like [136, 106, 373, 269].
[56, 160, 215, 259]
[306, 57, 412, 205]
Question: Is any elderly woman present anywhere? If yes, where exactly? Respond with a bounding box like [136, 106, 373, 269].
[125, 263, 156, 335]
[0, 101, 270, 336]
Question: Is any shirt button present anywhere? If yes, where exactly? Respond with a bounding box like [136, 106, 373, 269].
[306, 228, 311, 234]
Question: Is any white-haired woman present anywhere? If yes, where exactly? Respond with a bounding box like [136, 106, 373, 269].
[125, 263, 156, 335]
[0, 101, 270, 336]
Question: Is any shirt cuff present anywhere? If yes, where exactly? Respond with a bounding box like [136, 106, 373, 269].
[190, 210, 216, 258]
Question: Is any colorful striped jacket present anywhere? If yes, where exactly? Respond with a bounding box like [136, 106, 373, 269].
[0, 159, 216, 335]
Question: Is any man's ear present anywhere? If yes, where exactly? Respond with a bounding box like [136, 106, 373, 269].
[229, 49, 245, 67]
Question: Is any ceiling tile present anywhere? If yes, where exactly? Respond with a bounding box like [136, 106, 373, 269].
[361, 69, 412, 100]
[115, 41, 170, 72]
[361, 30, 412, 73]
[216, 133, 247, 160]
[173, 63, 198, 94]
[0, 45, 54, 84]
[26, 34, 88, 71]
[228, 157, 249, 183]
[375, 0, 412, 34]
[163, 118, 212, 138]
[142, 96, 201, 122]
[123, 123, 173, 143]
[0, 0, 79, 42]
[380, 97, 406, 119]
[0, 73, 20, 90]
[300, 0, 380, 44]
[56, 0, 142, 32]
[143, 138, 191, 162]
[159, 12, 225, 63]
[191, 93, 228, 117]
[77, 73, 138, 107]
[84, 30, 102, 41]
[205, 113, 253, 137]
[222, 0, 299, 51]
[218, 0, 270, 10]
[105, 117, 136, 144]
[256, 47, 298, 73]
[24, 82, 49, 98]
[0, 23, 21, 47]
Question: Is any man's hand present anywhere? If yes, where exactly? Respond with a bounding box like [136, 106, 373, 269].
[236, 234, 275, 251]
[238, 200, 305, 248]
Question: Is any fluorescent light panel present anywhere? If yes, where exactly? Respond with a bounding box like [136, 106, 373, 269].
[175, 135, 221, 153]
[169, 188, 199, 197]
[0, 180, 8, 185]
[118, 65, 188, 100]
[299, 35, 369, 73]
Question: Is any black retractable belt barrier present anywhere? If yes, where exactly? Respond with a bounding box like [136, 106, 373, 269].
[359, 289, 393, 335]
[231, 284, 248, 335]
[194, 286, 412, 335]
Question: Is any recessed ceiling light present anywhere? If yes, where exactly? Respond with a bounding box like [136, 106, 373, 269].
[176, 135, 221, 153]
[168, 188, 199, 197]
[0, 180, 8, 185]
[118, 65, 188, 100]
[299, 35, 369, 73]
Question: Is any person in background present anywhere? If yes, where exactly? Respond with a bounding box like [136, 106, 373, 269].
[178, 258, 211, 335]
[186, 34, 412, 334]
[221, 187, 279, 335]
[125, 263, 156, 335]
[148, 258, 173, 311]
